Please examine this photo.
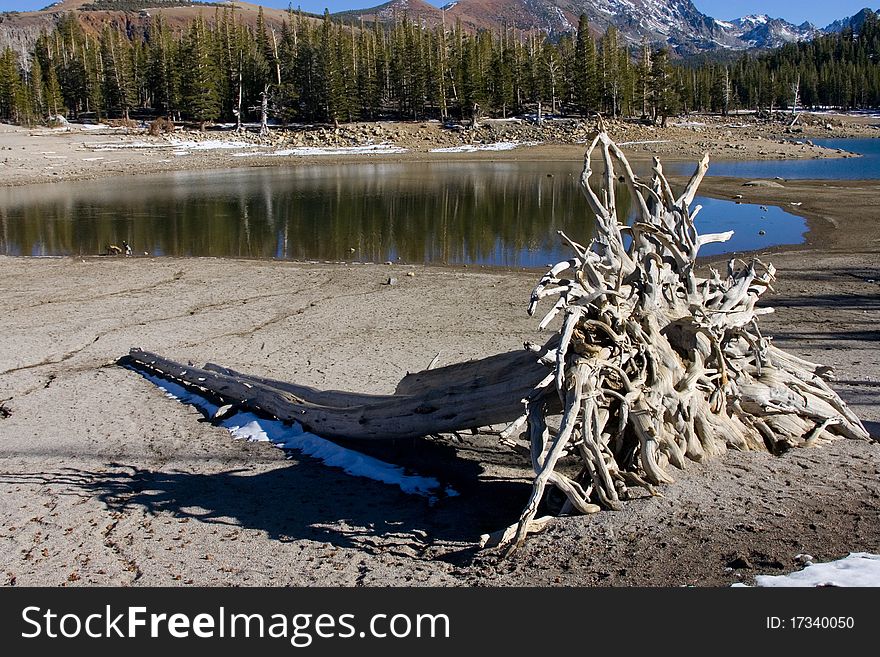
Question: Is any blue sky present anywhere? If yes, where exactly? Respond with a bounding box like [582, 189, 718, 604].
[0, 1, 876, 29]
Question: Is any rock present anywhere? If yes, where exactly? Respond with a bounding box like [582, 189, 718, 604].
[727, 555, 753, 570]
[384, 277, 397, 286]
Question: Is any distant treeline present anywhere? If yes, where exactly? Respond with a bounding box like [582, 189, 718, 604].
[0, 7, 879, 126]
[79, 1, 224, 11]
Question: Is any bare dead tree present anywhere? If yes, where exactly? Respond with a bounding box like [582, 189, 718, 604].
[481, 127, 869, 553]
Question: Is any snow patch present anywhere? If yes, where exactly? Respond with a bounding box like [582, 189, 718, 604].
[133, 371, 454, 500]
[167, 138, 264, 151]
[430, 141, 541, 153]
[736, 553, 880, 587]
[91, 141, 158, 150]
[551, 7, 573, 32]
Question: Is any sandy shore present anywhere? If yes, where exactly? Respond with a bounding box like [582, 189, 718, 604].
[0, 112, 873, 188]
[0, 113, 878, 587]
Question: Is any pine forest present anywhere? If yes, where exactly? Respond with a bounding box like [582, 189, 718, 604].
[1, 6, 879, 126]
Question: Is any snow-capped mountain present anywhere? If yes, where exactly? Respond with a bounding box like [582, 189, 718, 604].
[725, 14, 819, 48]
[335, 0, 877, 54]
[0, 0, 876, 61]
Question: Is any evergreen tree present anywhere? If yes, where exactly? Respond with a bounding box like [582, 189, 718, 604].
[146, 14, 179, 116]
[180, 17, 220, 129]
[101, 26, 137, 119]
[0, 47, 22, 122]
[650, 48, 678, 126]
[43, 57, 64, 119]
[600, 26, 620, 117]
[29, 56, 45, 119]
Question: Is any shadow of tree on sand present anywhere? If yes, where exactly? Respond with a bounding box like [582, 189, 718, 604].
[1, 437, 533, 564]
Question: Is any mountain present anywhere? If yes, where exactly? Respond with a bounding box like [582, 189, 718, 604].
[824, 7, 878, 32]
[723, 14, 818, 49]
[0, 0, 317, 62]
[1, 0, 877, 61]
[335, 0, 443, 24]
[334, 1, 877, 54]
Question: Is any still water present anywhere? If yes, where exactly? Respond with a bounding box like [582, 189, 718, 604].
[668, 138, 880, 180]
[0, 161, 805, 267]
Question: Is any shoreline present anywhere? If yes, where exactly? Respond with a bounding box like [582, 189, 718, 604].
[1, 112, 874, 188]
[0, 113, 878, 587]
[3, 112, 878, 265]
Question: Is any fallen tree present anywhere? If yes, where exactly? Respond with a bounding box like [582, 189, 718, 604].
[122, 128, 870, 554]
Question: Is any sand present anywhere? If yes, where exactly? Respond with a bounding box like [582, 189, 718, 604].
[0, 114, 878, 587]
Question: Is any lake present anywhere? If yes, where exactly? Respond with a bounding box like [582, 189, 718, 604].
[0, 161, 805, 267]
[669, 138, 880, 180]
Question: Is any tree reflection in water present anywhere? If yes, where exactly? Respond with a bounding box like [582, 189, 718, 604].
[0, 160, 801, 264]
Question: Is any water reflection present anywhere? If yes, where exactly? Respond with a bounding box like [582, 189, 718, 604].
[0, 161, 804, 266]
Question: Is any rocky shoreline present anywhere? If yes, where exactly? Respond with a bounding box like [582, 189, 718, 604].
[1, 111, 876, 188]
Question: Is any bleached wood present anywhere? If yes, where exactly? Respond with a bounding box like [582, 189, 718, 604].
[493, 128, 871, 553]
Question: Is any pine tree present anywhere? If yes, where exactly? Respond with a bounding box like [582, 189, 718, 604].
[43, 58, 64, 119]
[317, 10, 342, 122]
[600, 27, 620, 117]
[0, 47, 21, 122]
[650, 48, 678, 126]
[101, 26, 137, 119]
[147, 14, 179, 116]
[490, 31, 514, 118]
[180, 17, 220, 129]
[29, 56, 45, 119]
[637, 38, 651, 118]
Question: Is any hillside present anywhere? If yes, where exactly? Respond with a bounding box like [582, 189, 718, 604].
[0, 0, 317, 61]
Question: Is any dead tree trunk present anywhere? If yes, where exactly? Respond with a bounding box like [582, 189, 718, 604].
[121, 128, 870, 553]
[484, 127, 869, 553]
[121, 342, 556, 442]
[259, 85, 270, 138]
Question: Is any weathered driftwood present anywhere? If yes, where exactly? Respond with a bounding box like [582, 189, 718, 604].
[121, 341, 557, 442]
[122, 128, 870, 554]
[484, 128, 870, 554]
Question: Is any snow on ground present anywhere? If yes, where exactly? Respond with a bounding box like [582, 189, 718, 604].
[231, 143, 407, 157]
[735, 553, 880, 587]
[167, 138, 266, 151]
[430, 141, 541, 153]
[809, 109, 880, 119]
[90, 141, 158, 150]
[90, 138, 268, 152]
[132, 371, 454, 501]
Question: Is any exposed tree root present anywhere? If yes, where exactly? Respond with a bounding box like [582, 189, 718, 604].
[491, 128, 870, 554]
